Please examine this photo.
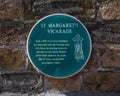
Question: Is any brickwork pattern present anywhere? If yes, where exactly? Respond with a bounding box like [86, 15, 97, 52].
[0, 0, 120, 95]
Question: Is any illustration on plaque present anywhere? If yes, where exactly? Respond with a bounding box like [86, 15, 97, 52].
[72, 34, 84, 62]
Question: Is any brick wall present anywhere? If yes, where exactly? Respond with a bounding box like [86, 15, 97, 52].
[0, 0, 120, 95]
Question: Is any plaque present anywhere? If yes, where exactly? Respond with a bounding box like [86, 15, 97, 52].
[27, 13, 92, 78]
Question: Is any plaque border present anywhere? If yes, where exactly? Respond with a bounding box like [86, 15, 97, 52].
[27, 13, 92, 79]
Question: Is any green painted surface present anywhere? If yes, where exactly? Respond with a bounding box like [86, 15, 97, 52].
[27, 14, 92, 78]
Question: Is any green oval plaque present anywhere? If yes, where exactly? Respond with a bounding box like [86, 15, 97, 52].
[27, 13, 92, 78]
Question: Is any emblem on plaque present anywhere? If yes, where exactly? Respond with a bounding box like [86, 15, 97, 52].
[72, 34, 84, 62]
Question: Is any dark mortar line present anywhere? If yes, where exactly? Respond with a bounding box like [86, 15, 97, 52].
[92, 41, 120, 45]
[80, 67, 120, 73]
[0, 45, 26, 49]
[0, 20, 36, 24]
[64, 91, 120, 96]
[92, 44, 120, 48]
[0, 20, 24, 24]
[95, 0, 97, 20]
[96, 20, 120, 24]
[0, 92, 120, 95]
[0, 19, 119, 25]
[97, 0, 116, 3]
[0, 69, 36, 75]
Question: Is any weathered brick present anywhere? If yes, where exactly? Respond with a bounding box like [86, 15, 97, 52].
[24, 0, 96, 20]
[99, 45, 120, 68]
[82, 72, 120, 92]
[0, 21, 4, 33]
[92, 23, 120, 44]
[83, 47, 99, 70]
[0, 0, 23, 20]
[45, 74, 81, 92]
[98, 0, 120, 20]
[27, 59, 35, 70]
[0, 0, 120, 94]
[24, 22, 35, 41]
[0, 48, 25, 70]
[0, 70, 39, 93]
[0, 22, 34, 46]
[0, 22, 24, 45]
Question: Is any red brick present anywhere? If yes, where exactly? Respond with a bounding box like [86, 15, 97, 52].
[83, 47, 99, 70]
[45, 74, 81, 92]
[0, 48, 26, 70]
[24, 0, 96, 20]
[99, 0, 120, 20]
[92, 23, 120, 44]
[82, 72, 120, 92]
[100, 46, 120, 68]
